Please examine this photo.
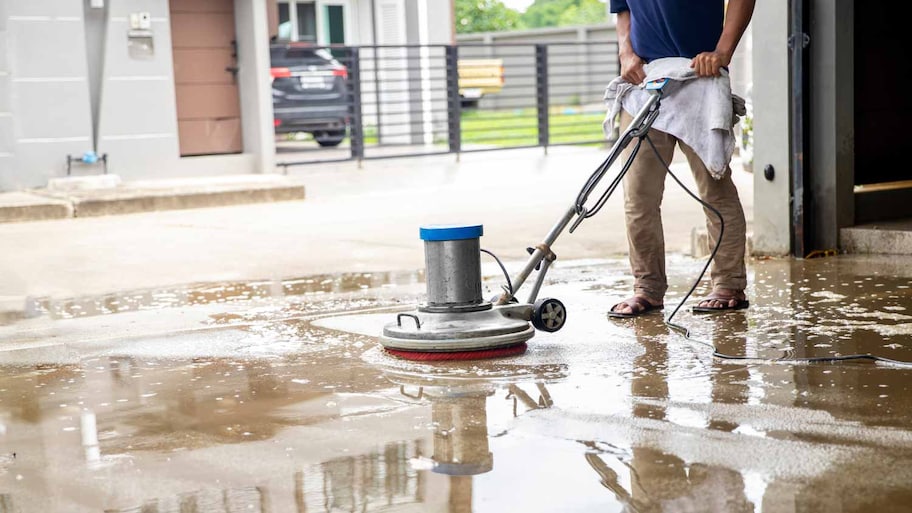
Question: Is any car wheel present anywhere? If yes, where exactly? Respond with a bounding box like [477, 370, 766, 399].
[314, 130, 346, 147]
[460, 98, 479, 109]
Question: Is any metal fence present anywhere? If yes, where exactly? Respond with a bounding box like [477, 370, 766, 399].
[275, 42, 620, 170]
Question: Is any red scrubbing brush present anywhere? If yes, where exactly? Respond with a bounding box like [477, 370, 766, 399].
[384, 343, 527, 361]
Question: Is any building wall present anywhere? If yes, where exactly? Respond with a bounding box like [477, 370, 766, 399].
[95, 0, 182, 180]
[234, 0, 275, 175]
[353, 0, 376, 44]
[750, 1, 791, 256]
[98, 0, 270, 180]
[0, 0, 275, 192]
[0, 0, 95, 191]
[421, 0, 453, 45]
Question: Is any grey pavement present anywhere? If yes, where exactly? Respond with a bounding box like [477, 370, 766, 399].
[4, 147, 912, 513]
[0, 145, 753, 302]
[1, 251, 911, 512]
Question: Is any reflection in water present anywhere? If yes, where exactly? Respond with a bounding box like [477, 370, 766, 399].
[296, 441, 424, 512]
[4, 256, 912, 511]
[8, 270, 424, 324]
[81, 411, 101, 467]
[426, 386, 494, 477]
[0, 352, 433, 512]
[98, 441, 426, 513]
[104, 486, 268, 513]
[585, 316, 754, 513]
[707, 313, 751, 433]
[95, 357, 317, 452]
[385, 367, 566, 513]
[747, 257, 912, 363]
[744, 258, 912, 429]
[0, 348, 574, 513]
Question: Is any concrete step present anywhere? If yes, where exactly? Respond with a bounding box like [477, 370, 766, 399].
[841, 219, 912, 255]
[0, 174, 306, 223]
[0, 192, 74, 223]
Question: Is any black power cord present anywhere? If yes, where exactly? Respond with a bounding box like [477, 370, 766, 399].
[481, 248, 514, 295]
[641, 135, 912, 367]
[482, 112, 912, 367]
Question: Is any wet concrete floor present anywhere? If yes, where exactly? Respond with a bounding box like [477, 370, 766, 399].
[2, 254, 912, 512]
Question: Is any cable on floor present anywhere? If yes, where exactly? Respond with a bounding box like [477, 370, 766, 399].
[642, 134, 912, 367]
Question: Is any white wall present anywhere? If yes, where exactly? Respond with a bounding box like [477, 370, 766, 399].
[95, 0, 182, 180]
[0, 0, 277, 192]
[750, 1, 791, 256]
[0, 0, 95, 191]
[235, 0, 276, 174]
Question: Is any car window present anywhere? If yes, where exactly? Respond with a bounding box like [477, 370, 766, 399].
[270, 46, 339, 68]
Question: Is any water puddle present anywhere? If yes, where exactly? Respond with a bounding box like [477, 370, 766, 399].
[3, 270, 426, 325]
[3, 254, 912, 511]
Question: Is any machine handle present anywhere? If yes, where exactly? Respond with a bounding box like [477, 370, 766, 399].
[397, 313, 421, 329]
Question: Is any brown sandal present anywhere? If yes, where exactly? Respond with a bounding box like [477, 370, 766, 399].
[692, 293, 749, 313]
[607, 296, 664, 319]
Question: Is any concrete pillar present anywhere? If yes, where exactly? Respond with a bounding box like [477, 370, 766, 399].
[750, 1, 791, 256]
[95, 0, 182, 180]
[234, 0, 277, 174]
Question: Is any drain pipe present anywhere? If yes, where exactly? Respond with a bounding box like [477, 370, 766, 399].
[788, 0, 810, 257]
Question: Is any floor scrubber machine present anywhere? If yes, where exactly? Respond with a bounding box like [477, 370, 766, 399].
[380, 78, 670, 361]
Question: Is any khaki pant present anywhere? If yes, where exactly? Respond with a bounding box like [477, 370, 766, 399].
[619, 110, 747, 302]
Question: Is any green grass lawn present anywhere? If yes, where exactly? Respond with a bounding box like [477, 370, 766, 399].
[460, 107, 607, 146]
[357, 106, 608, 148]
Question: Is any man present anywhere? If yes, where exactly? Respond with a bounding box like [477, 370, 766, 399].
[607, 0, 755, 318]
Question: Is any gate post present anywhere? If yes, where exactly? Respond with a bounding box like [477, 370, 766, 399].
[445, 45, 462, 157]
[535, 44, 549, 153]
[348, 46, 365, 162]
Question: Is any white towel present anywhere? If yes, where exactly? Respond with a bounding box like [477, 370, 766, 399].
[603, 57, 746, 180]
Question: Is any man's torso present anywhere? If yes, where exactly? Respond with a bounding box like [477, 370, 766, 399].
[610, 0, 724, 62]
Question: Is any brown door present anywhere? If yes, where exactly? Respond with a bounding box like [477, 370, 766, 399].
[170, 0, 243, 156]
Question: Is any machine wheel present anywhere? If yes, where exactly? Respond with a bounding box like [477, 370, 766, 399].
[532, 297, 566, 332]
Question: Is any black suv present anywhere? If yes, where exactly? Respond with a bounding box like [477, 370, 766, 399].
[270, 44, 350, 147]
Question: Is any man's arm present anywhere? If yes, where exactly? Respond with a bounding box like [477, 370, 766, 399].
[616, 10, 646, 84]
[691, 0, 756, 77]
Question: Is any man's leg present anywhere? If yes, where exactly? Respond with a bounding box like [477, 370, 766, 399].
[611, 111, 677, 315]
[678, 142, 748, 308]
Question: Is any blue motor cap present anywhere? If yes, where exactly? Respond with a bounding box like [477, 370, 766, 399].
[419, 224, 483, 241]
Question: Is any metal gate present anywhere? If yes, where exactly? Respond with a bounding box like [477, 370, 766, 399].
[274, 42, 620, 170]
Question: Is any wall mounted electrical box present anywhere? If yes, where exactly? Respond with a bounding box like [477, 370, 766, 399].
[129, 12, 152, 30]
[127, 12, 154, 59]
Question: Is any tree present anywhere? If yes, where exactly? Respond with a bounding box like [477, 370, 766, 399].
[455, 0, 524, 34]
[521, 0, 606, 29]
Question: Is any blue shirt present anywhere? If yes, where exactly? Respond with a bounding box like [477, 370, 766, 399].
[610, 0, 724, 62]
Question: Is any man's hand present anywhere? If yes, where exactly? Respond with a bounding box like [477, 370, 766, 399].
[615, 10, 646, 84]
[690, 50, 730, 77]
[620, 50, 646, 84]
